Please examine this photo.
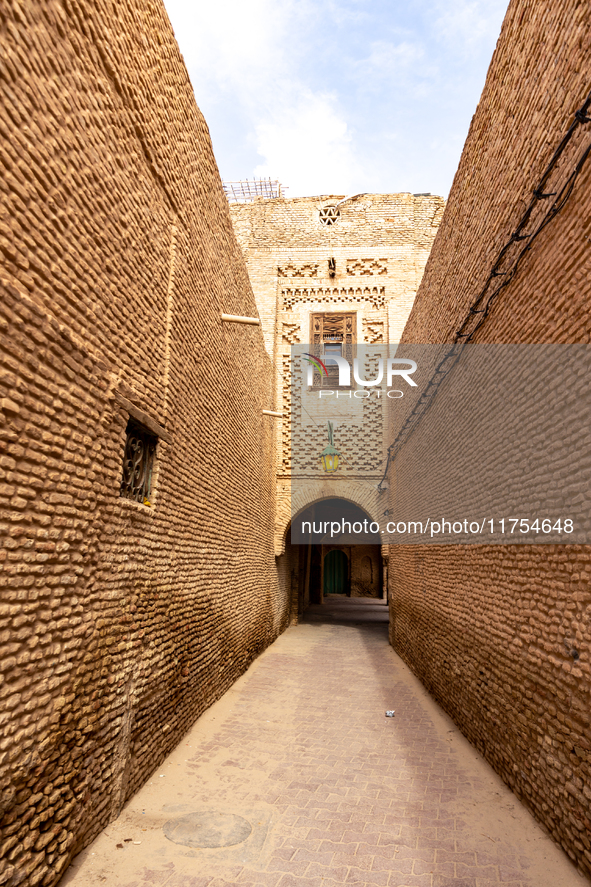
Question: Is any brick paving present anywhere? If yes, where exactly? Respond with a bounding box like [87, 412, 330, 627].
[62, 598, 583, 887]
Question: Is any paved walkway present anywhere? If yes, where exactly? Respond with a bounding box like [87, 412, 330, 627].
[63, 598, 584, 887]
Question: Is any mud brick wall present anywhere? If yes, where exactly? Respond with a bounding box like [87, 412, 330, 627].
[349, 544, 382, 597]
[389, 0, 591, 877]
[0, 1, 287, 885]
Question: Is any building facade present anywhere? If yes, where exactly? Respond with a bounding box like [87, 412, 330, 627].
[387, 0, 591, 878]
[0, 1, 286, 884]
[229, 194, 444, 616]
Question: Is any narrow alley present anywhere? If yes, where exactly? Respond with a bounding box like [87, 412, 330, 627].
[62, 600, 581, 887]
[2, 2, 591, 886]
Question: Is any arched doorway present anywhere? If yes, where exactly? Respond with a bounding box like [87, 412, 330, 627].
[324, 549, 348, 595]
[278, 497, 385, 621]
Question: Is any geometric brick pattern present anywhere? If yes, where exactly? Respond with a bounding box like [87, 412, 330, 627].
[346, 259, 388, 276]
[278, 264, 319, 278]
[282, 287, 386, 311]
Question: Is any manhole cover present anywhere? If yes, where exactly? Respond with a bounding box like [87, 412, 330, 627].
[163, 811, 252, 848]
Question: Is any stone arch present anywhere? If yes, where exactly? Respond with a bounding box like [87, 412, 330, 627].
[275, 478, 383, 556]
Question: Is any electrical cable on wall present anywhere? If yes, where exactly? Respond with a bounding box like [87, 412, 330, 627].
[377, 85, 591, 493]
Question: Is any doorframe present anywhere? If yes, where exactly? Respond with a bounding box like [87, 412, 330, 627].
[321, 545, 351, 600]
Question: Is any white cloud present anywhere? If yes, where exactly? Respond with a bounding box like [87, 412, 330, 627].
[162, 0, 509, 197]
[362, 39, 425, 77]
[253, 92, 357, 196]
[164, 0, 308, 102]
[164, 0, 355, 196]
[353, 39, 437, 98]
[432, 0, 508, 58]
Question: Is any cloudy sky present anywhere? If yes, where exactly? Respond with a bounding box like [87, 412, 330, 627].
[162, 0, 509, 198]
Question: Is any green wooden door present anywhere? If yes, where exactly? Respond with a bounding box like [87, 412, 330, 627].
[324, 550, 348, 595]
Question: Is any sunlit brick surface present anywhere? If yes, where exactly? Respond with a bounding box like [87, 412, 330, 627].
[0, 1, 286, 884]
[389, 0, 591, 879]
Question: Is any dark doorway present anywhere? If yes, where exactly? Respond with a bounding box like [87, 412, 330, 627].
[324, 549, 348, 595]
[291, 498, 381, 545]
[280, 498, 385, 622]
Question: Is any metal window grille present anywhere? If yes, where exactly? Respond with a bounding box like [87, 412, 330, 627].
[319, 206, 340, 226]
[120, 420, 157, 504]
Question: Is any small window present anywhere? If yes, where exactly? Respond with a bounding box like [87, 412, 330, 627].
[319, 206, 340, 226]
[120, 419, 157, 505]
[310, 312, 356, 388]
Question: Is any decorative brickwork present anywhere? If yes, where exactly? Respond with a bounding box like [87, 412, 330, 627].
[362, 318, 385, 344]
[0, 2, 286, 885]
[229, 195, 443, 599]
[388, 0, 591, 878]
[282, 285, 387, 311]
[277, 263, 318, 278]
[281, 323, 301, 344]
[346, 258, 388, 276]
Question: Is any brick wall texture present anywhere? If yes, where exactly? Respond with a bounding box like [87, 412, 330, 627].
[0, 2, 287, 885]
[389, 0, 591, 878]
[229, 194, 444, 556]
